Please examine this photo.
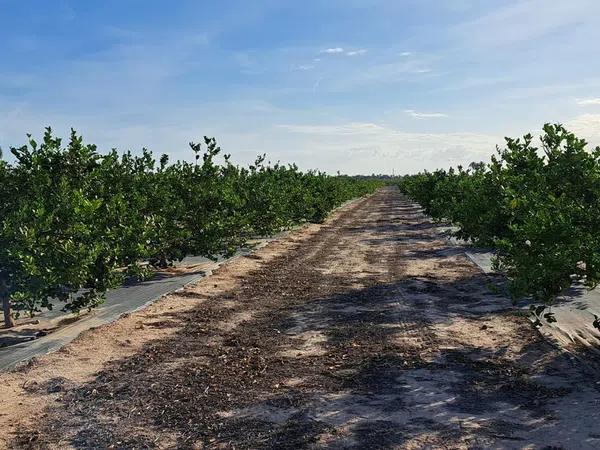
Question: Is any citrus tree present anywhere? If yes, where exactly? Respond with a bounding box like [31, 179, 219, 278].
[400, 124, 600, 329]
[0, 128, 382, 327]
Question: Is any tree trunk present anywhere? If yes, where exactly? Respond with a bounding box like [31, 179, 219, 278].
[1, 278, 14, 328]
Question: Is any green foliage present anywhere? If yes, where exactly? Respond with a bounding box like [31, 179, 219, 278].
[400, 124, 600, 329]
[0, 128, 381, 319]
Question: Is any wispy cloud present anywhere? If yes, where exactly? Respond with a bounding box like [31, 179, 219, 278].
[3, 1, 600, 175]
[346, 49, 367, 56]
[277, 122, 499, 173]
[453, 0, 599, 49]
[278, 122, 386, 135]
[60, 0, 76, 21]
[404, 110, 448, 119]
[326, 58, 434, 91]
[294, 64, 315, 71]
[102, 25, 142, 41]
[0, 72, 37, 89]
[320, 48, 367, 56]
[312, 76, 323, 93]
[576, 98, 600, 106]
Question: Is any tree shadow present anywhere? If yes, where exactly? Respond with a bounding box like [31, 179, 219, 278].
[22, 266, 600, 449]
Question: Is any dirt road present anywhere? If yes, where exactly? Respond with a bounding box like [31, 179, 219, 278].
[1, 187, 599, 449]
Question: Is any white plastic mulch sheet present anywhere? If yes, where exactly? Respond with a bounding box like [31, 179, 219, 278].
[464, 248, 600, 351]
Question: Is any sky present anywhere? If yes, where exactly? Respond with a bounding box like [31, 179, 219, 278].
[2, 0, 600, 175]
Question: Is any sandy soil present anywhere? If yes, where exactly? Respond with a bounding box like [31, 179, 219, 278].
[1, 187, 599, 449]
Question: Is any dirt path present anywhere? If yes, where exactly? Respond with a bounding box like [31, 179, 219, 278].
[1, 187, 599, 449]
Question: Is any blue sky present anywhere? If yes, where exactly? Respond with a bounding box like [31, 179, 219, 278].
[2, 0, 600, 174]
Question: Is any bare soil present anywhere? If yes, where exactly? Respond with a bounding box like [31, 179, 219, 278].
[1, 187, 599, 449]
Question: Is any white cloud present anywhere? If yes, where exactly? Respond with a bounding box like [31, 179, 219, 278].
[566, 113, 600, 145]
[404, 110, 448, 119]
[294, 64, 315, 71]
[346, 49, 367, 56]
[400, 51, 412, 56]
[321, 48, 366, 56]
[576, 98, 600, 106]
[276, 122, 499, 173]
